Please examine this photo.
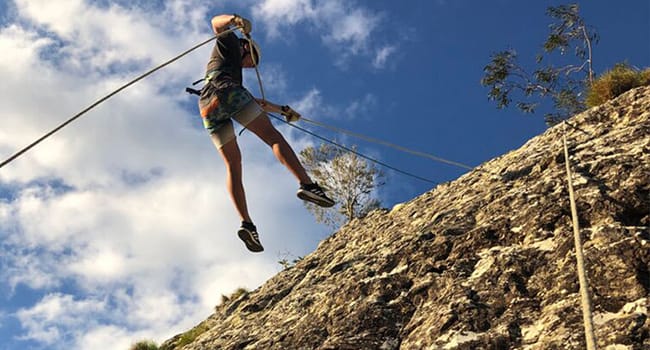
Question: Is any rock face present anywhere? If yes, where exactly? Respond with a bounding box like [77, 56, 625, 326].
[161, 87, 649, 350]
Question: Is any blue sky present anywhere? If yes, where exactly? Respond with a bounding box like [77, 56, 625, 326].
[0, 1, 648, 349]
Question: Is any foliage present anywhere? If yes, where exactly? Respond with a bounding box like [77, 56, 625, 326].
[299, 143, 385, 228]
[277, 251, 303, 270]
[129, 340, 159, 350]
[481, 4, 598, 125]
[586, 63, 650, 107]
[543, 4, 598, 84]
[220, 287, 249, 305]
[176, 321, 212, 348]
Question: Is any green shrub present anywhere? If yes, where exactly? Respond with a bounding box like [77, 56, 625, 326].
[586, 63, 650, 107]
[219, 287, 249, 305]
[176, 321, 211, 348]
[129, 340, 158, 350]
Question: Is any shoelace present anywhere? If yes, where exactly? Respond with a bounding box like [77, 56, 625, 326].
[251, 230, 260, 241]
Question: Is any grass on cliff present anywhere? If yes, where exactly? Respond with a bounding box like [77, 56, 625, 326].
[129, 340, 159, 350]
[586, 63, 650, 107]
[219, 286, 249, 306]
[179, 322, 210, 348]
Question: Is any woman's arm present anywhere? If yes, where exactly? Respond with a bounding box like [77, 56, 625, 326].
[211, 14, 236, 34]
[255, 98, 301, 122]
[211, 14, 251, 34]
[255, 98, 283, 114]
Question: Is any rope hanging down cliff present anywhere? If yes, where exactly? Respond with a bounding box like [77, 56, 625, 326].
[561, 121, 597, 350]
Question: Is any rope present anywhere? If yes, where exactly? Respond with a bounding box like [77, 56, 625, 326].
[0, 25, 481, 185]
[0, 27, 240, 170]
[300, 117, 478, 172]
[562, 122, 597, 350]
[240, 33, 435, 184]
[268, 113, 437, 184]
[241, 31, 495, 179]
[245, 33, 266, 102]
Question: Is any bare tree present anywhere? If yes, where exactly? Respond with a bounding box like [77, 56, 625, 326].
[299, 143, 385, 228]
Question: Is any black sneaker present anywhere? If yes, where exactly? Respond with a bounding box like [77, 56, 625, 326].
[297, 183, 335, 208]
[237, 221, 264, 253]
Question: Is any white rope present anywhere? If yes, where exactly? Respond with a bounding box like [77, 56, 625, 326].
[243, 34, 266, 101]
[562, 121, 597, 350]
[242, 34, 491, 176]
[300, 117, 485, 173]
[0, 27, 240, 170]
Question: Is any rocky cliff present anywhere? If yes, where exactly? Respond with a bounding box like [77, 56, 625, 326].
[161, 86, 649, 350]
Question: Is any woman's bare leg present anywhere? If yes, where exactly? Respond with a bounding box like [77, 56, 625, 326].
[214, 137, 252, 223]
[244, 114, 312, 184]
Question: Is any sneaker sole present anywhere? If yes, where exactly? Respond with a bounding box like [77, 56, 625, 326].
[237, 229, 264, 253]
[297, 190, 335, 208]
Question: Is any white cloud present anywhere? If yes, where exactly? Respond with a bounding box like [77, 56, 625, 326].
[252, 0, 383, 61]
[15, 293, 106, 345]
[1, 1, 330, 349]
[345, 93, 378, 120]
[290, 88, 377, 122]
[252, 0, 316, 34]
[245, 63, 289, 98]
[293, 88, 325, 117]
[2, 250, 63, 291]
[373, 45, 397, 69]
[68, 249, 128, 281]
[321, 7, 378, 53]
[73, 325, 133, 350]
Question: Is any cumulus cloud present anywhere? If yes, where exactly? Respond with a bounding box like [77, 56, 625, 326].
[1, 1, 329, 349]
[293, 88, 326, 117]
[252, 0, 384, 63]
[345, 93, 378, 120]
[373, 45, 398, 69]
[15, 293, 106, 345]
[252, 0, 316, 34]
[290, 88, 377, 122]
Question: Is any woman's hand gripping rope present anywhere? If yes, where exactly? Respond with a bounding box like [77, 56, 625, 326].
[232, 14, 252, 35]
[281, 105, 301, 123]
[255, 99, 301, 123]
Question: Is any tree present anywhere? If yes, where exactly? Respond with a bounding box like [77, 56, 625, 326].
[481, 4, 599, 125]
[277, 250, 303, 270]
[299, 143, 385, 228]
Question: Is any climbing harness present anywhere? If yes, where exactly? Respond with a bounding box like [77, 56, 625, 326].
[185, 31, 442, 184]
[185, 36, 261, 98]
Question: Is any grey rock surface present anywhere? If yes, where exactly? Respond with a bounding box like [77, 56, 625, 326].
[161, 86, 649, 350]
